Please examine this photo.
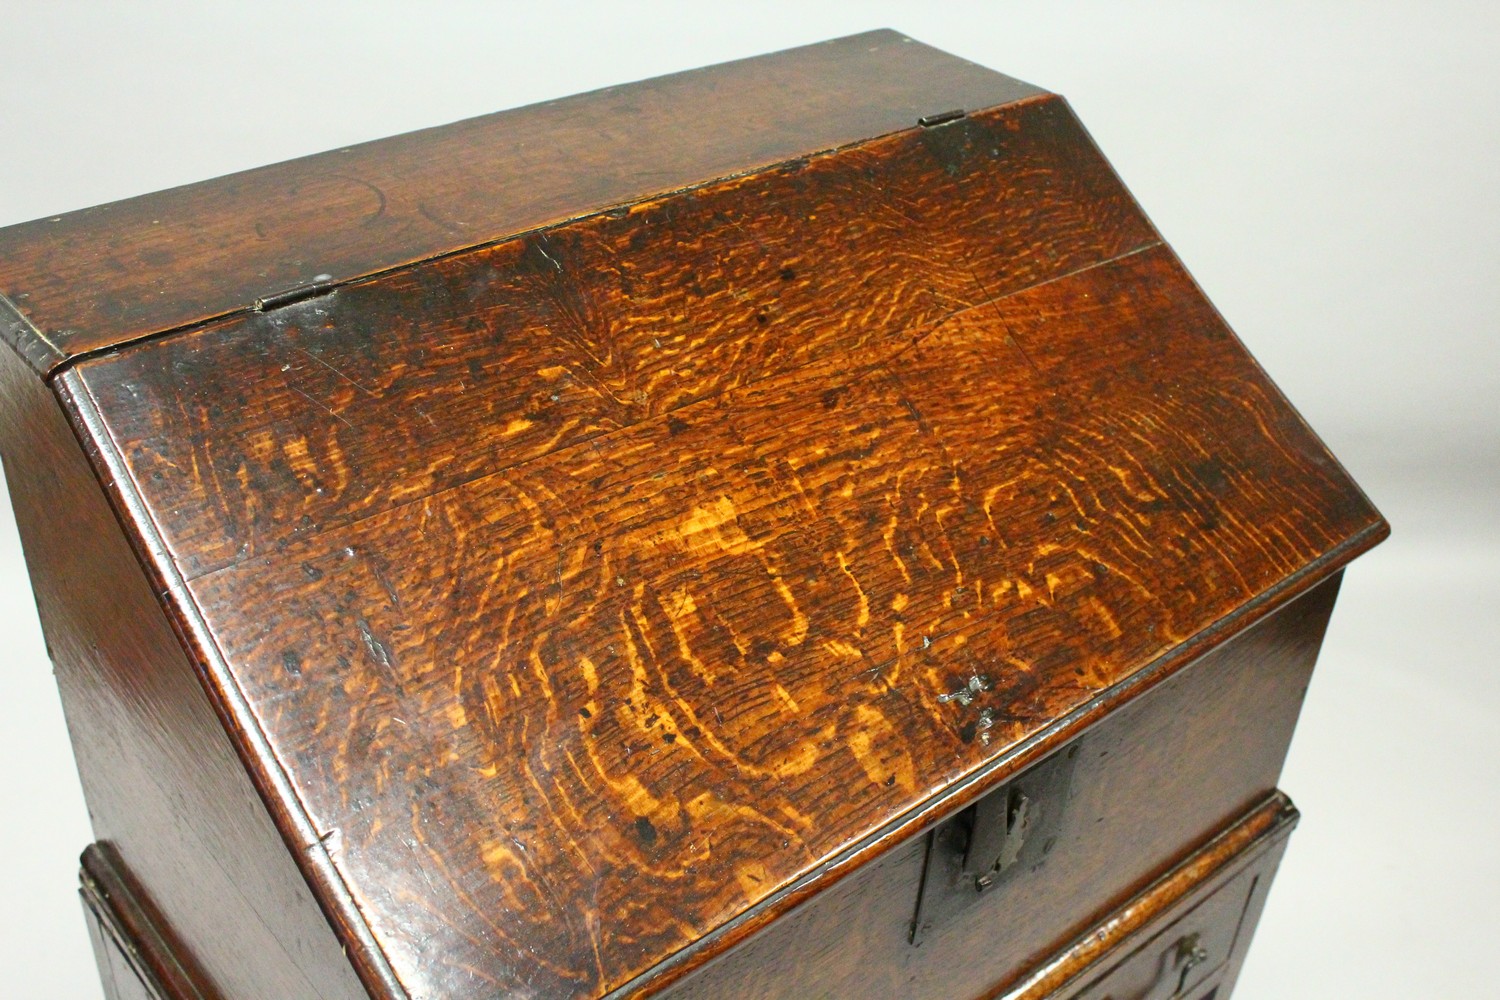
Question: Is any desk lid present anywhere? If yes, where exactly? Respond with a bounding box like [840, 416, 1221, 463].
[5, 32, 1385, 1000]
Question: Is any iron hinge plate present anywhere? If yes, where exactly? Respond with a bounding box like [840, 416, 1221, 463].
[910, 740, 1081, 945]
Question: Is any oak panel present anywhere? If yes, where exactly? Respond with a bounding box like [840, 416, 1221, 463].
[0, 30, 1041, 372]
[659, 582, 1333, 1000]
[77, 95, 1157, 580]
[167, 249, 1380, 997]
[0, 343, 367, 1000]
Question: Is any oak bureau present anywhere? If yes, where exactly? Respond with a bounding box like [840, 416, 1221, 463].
[0, 30, 1386, 1000]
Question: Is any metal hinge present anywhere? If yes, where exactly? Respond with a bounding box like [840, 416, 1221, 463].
[254, 278, 338, 313]
[917, 108, 966, 128]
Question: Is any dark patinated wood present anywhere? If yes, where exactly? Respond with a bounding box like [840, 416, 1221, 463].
[82, 903, 165, 1000]
[60, 189, 1383, 1000]
[657, 578, 1334, 1000]
[1013, 794, 1296, 1000]
[0, 30, 1039, 375]
[0, 324, 371, 1000]
[0, 31, 1385, 1000]
[80, 844, 202, 1000]
[69, 92, 1156, 579]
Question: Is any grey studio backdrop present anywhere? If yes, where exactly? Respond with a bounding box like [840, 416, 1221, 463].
[1, 3, 1495, 997]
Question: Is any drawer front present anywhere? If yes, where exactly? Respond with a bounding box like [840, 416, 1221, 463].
[1063, 855, 1267, 1000]
[996, 791, 1292, 1000]
[656, 576, 1337, 1000]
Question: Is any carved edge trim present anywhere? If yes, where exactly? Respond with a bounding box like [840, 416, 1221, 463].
[53, 371, 413, 1000]
[79, 843, 210, 1000]
[988, 792, 1297, 1000]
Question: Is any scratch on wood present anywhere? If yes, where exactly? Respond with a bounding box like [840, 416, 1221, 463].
[287, 384, 355, 430]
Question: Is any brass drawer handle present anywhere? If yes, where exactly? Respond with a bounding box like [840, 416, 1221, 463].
[1092, 932, 1213, 1000]
[1171, 932, 1211, 996]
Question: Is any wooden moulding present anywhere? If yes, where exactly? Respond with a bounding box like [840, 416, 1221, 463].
[994, 793, 1297, 1000]
[79, 844, 201, 1000]
[73, 793, 1300, 1000]
[76, 797, 1302, 1000]
[0, 30, 1385, 1000]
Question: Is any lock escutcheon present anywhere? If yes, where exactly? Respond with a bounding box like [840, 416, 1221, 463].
[910, 742, 1080, 944]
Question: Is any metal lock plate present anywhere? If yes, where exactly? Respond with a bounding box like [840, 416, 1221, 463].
[910, 741, 1081, 945]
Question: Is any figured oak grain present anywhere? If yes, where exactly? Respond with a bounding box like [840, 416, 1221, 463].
[658, 581, 1333, 1000]
[67, 232, 1384, 998]
[0, 30, 1041, 373]
[0, 341, 368, 1000]
[2, 34, 1388, 1000]
[76, 95, 1155, 580]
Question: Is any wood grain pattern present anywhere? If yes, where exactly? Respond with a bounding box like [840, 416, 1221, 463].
[80, 844, 206, 1000]
[0, 32, 1388, 1000]
[73, 235, 1381, 996]
[997, 795, 1294, 1000]
[75, 94, 1155, 580]
[0, 30, 1041, 374]
[83, 903, 165, 1000]
[0, 339, 370, 1000]
[658, 579, 1333, 1000]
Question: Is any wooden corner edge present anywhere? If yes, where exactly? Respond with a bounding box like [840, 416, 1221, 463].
[0, 291, 66, 376]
